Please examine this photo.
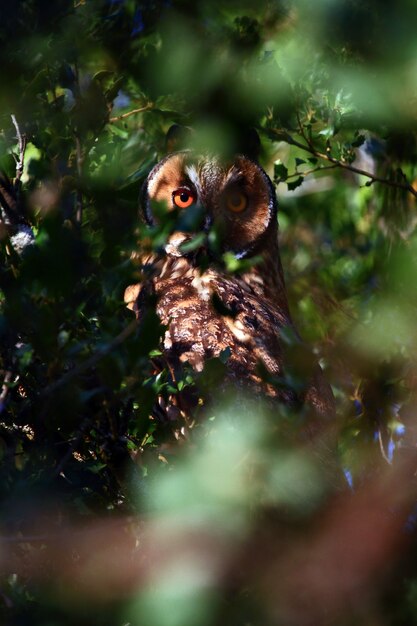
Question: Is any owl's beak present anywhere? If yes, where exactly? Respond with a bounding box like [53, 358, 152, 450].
[170, 205, 212, 258]
[162, 202, 217, 261]
[165, 215, 209, 260]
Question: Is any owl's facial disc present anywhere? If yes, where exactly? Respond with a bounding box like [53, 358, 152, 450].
[143, 151, 277, 260]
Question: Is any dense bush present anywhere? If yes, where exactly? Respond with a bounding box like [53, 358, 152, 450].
[1, 1, 417, 624]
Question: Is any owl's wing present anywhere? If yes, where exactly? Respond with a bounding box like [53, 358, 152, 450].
[124, 283, 142, 313]
[124, 250, 160, 314]
[305, 364, 336, 419]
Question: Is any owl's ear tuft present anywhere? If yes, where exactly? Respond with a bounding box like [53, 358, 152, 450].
[165, 124, 193, 153]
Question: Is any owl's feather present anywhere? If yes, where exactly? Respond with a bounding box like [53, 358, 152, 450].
[125, 150, 335, 422]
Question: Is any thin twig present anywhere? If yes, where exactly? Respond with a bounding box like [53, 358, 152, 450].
[72, 61, 84, 226]
[74, 135, 83, 225]
[109, 103, 153, 123]
[11, 115, 27, 183]
[273, 129, 417, 199]
[296, 110, 311, 148]
[284, 164, 338, 181]
[378, 428, 392, 465]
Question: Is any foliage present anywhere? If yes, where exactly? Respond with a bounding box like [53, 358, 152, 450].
[0, 1, 417, 625]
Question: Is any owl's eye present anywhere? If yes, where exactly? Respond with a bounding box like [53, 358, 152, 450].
[225, 190, 248, 213]
[173, 188, 196, 209]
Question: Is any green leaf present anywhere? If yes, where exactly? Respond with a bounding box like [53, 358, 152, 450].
[219, 347, 231, 364]
[274, 161, 288, 181]
[318, 127, 334, 138]
[287, 177, 304, 191]
[179, 232, 206, 253]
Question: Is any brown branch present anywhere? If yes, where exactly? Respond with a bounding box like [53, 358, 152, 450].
[109, 103, 153, 123]
[272, 129, 417, 199]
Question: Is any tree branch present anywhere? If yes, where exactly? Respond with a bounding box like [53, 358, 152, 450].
[284, 164, 338, 181]
[109, 103, 153, 123]
[11, 115, 27, 184]
[272, 129, 417, 199]
[74, 134, 83, 225]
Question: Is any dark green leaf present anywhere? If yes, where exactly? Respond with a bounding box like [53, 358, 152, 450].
[274, 162, 288, 181]
[287, 176, 304, 191]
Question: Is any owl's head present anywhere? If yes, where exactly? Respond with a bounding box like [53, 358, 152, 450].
[141, 150, 277, 260]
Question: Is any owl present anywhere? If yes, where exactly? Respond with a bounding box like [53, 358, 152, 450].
[125, 138, 335, 422]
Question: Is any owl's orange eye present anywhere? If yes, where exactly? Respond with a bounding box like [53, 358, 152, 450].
[225, 191, 248, 213]
[173, 188, 196, 209]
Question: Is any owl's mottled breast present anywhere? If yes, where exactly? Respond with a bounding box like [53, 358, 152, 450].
[151, 252, 294, 402]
